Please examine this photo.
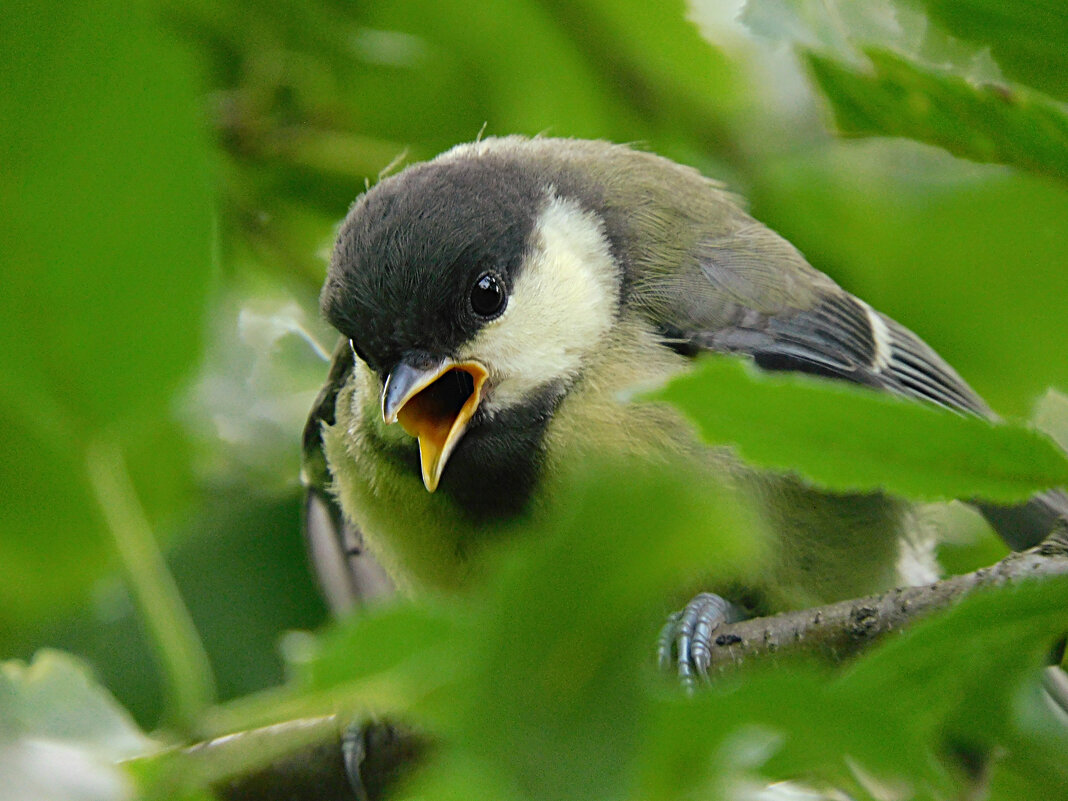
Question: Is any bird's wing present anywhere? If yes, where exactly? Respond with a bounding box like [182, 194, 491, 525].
[645, 219, 1068, 550]
[656, 220, 993, 417]
[302, 337, 394, 613]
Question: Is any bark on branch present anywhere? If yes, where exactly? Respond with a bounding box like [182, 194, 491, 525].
[699, 527, 1068, 673]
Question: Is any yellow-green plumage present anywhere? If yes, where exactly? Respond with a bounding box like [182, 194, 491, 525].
[306, 135, 1064, 659]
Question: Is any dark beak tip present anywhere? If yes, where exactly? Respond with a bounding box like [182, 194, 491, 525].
[381, 359, 444, 424]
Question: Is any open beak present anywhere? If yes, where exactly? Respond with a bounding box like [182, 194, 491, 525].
[381, 356, 489, 492]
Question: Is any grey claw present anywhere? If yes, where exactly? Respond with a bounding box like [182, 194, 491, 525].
[342, 724, 370, 801]
[657, 610, 683, 672]
[658, 593, 743, 687]
[340, 721, 426, 801]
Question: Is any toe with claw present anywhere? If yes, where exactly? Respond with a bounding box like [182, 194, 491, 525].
[658, 592, 744, 688]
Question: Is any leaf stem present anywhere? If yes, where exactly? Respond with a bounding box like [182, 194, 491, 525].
[86, 436, 216, 733]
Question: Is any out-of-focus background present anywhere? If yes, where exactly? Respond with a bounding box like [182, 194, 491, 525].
[3, 0, 1067, 782]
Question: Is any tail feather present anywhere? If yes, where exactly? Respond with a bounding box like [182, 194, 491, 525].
[977, 489, 1068, 551]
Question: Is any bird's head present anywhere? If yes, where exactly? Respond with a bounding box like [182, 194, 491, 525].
[320, 139, 626, 508]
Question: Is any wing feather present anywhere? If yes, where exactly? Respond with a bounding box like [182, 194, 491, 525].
[651, 222, 992, 417]
[640, 219, 1064, 548]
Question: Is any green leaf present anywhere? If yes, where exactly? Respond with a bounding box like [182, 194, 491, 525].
[0, 413, 111, 633]
[842, 577, 1068, 736]
[0, 0, 213, 628]
[297, 602, 467, 717]
[185, 603, 461, 742]
[915, 0, 1068, 102]
[840, 577, 1068, 792]
[639, 577, 1068, 799]
[0, 0, 213, 432]
[0, 651, 155, 801]
[655, 355, 1068, 503]
[256, 460, 762, 801]
[432, 460, 762, 801]
[541, 0, 743, 148]
[639, 668, 946, 801]
[805, 47, 1068, 185]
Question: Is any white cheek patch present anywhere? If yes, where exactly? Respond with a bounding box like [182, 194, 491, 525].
[460, 194, 619, 412]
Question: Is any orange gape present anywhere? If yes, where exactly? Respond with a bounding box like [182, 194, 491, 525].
[396, 363, 489, 491]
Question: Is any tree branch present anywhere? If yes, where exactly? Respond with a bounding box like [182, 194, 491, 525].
[699, 526, 1068, 674]
[202, 718, 424, 801]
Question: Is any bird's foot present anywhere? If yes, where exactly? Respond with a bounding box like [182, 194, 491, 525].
[658, 592, 744, 690]
[341, 721, 423, 801]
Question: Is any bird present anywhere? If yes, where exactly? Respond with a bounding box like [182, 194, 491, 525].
[302, 135, 1067, 678]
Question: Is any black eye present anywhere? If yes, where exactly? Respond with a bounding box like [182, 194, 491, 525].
[470, 271, 506, 318]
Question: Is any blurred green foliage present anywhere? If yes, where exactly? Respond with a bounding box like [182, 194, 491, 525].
[657, 356, 1068, 503]
[915, 0, 1068, 101]
[808, 47, 1068, 183]
[1, 0, 212, 633]
[2, 0, 1068, 798]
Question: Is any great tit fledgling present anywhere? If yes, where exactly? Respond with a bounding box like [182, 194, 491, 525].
[303, 136, 1067, 669]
